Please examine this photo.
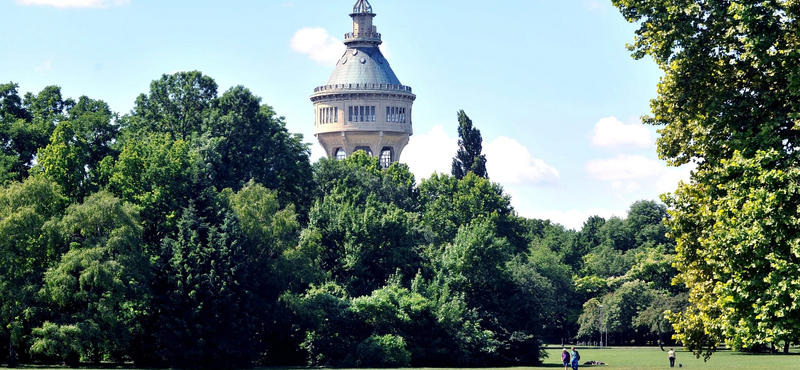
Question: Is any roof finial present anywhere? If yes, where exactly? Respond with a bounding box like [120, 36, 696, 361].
[353, 0, 373, 14]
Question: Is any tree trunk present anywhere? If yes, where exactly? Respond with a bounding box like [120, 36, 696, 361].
[784, 341, 790, 354]
[8, 344, 18, 368]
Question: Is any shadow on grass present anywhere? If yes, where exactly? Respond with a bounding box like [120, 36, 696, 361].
[730, 352, 800, 357]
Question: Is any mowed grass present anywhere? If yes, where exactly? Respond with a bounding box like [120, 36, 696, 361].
[528, 346, 799, 370]
[11, 347, 799, 369]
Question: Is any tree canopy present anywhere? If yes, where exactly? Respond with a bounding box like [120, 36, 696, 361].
[0, 74, 685, 367]
[613, 0, 800, 358]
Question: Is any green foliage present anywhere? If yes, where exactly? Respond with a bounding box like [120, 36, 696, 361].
[123, 71, 313, 216]
[451, 110, 487, 179]
[206, 86, 313, 213]
[300, 189, 420, 296]
[0, 177, 67, 351]
[127, 71, 217, 140]
[577, 280, 657, 341]
[355, 334, 411, 368]
[29, 322, 82, 366]
[667, 150, 800, 357]
[153, 207, 258, 368]
[107, 133, 204, 244]
[0, 74, 691, 367]
[0, 84, 74, 181]
[612, 0, 800, 356]
[313, 151, 417, 212]
[32, 191, 149, 363]
[419, 172, 526, 250]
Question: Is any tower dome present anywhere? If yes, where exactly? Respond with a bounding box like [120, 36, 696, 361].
[311, 0, 416, 167]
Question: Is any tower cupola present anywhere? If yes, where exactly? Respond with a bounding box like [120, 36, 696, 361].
[311, 0, 416, 167]
[347, 0, 381, 47]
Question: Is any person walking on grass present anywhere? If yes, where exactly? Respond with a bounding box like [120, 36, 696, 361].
[570, 346, 580, 370]
[668, 348, 676, 367]
[561, 348, 570, 370]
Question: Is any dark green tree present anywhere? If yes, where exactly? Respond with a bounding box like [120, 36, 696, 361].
[126, 72, 217, 141]
[106, 133, 206, 245]
[419, 172, 526, 251]
[451, 110, 487, 180]
[0, 84, 74, 181]
[122, 72, 313, 217]
[204, 86, 312, 214]
[153, 207, 258, 368]
[34, 97, 117, 201]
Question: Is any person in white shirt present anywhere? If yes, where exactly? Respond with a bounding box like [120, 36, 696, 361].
[668, 348, 676, 367]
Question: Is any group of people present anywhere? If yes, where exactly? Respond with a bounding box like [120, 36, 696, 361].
[560, 346, 678, 368]
[561, 347, 581, 370]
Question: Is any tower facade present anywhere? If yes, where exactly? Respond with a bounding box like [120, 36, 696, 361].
[311, 0, 415, 167]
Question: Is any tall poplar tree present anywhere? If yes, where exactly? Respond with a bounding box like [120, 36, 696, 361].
[451, 110, 487, 180]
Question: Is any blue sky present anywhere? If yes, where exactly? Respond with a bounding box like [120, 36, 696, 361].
[1, 0, 693, 229]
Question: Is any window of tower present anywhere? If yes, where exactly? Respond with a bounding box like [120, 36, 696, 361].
[334, 107, 338, 123]
[370, 106, 375, 122]
[349, 106, 353, 122]
[380, 147, 393, 168]
[335, 148, 346, 160]
[354, 146, 372, 156]
[360, 106, 365, 122]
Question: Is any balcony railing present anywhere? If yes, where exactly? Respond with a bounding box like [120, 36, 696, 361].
[314, 83, 413, 94]
[344, 32, 381, 40]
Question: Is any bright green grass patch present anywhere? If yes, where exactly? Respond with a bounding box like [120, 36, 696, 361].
[12, 348, 800, 370]
[530, 346, 799, 370]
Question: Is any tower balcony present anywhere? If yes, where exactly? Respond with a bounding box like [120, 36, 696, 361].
[313, 83, 413, 94]
[345, 31, 381, 40]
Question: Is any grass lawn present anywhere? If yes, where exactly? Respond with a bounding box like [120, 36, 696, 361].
[527, 346, 799, 370]
[9, 347, 799, 369]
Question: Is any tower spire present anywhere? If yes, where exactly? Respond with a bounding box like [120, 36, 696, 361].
[346, 0, 380, 46]
[352, 0, 373, 15]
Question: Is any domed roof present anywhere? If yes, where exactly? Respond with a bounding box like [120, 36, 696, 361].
[326, 47, 401, 86]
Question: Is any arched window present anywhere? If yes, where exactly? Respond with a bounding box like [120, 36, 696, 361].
[380, 147, 393, 168]
[354, 146, 373, 156]
[335, 148, 346, 160]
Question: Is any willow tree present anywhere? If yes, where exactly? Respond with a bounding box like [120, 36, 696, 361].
[613, 0, 800, 358]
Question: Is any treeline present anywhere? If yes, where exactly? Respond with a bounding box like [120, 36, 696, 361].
[0, 72, 685, 368]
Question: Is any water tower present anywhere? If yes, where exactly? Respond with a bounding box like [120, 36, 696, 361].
[311, 0, 416, 167]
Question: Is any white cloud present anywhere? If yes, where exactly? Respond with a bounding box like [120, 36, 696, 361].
[656, 163, 696, 194]
[586, 154, 694, 195]
[16, 0, 129, 8]
[401, 125, 458, 180]
[485, 136, 560, 185]
[582, 0, 606, 14]
[35, 60, 51, 72]
[403, 127, 559, 187]
[591, 116, 652, 148]
[291, 28, 346, 66]
[379, 40, 392, 60]
[586, 154, 662, 181]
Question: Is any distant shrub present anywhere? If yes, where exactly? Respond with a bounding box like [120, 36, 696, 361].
[356, 334, 411, 368]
